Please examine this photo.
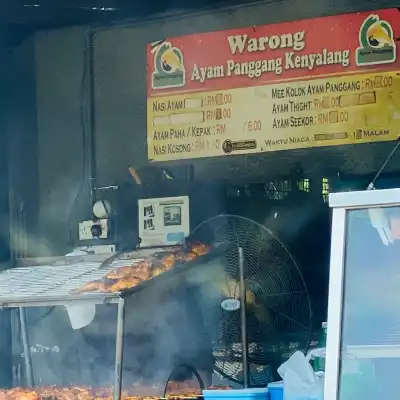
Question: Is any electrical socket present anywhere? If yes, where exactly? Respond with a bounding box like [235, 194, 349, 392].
[78, 219, 109, 240]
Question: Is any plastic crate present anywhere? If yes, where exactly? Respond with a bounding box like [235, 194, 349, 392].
[203, 388, 268, 400]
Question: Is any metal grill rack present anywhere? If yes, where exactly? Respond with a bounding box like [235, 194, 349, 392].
[0, 263, 121, 307]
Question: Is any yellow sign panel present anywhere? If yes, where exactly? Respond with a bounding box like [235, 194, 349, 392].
[147, 71, 400, 161]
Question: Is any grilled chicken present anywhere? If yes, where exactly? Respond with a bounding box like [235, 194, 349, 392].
[106, 261, 151, 281]
[190, 243, 210, 256]
[73, 242, 210, 294]
[160, 254, 176, 270]
[109, 277, 142, 292]
[106, 266, 137, 280]
[73, 279, 106, 294]
[151, 265, 167, 278]
[0, 382, 230, 399]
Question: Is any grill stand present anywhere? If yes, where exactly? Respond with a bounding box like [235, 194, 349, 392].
[0, 246, 227, 396]
[19, 308, 33, 387]
[113, 298, 125, 400]
[15, 295, 122, 392]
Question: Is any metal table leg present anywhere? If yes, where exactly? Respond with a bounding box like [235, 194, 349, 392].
[113, 298, 125, 400]
[19, 308, 33, 387]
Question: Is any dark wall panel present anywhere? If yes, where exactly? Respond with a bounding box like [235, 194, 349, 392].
[8, 37, 39, 260]
[35, 27, 89, 254]
[35, 0, 400, 253]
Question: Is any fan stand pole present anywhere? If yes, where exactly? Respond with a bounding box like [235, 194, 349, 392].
[238, 247, 249, 388]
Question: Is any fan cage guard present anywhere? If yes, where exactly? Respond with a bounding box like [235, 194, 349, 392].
[189, 215, 312, 386]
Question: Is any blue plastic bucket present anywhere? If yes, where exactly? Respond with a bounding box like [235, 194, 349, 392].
[203, 388, 268, 400]
[267, 382, 283, 400]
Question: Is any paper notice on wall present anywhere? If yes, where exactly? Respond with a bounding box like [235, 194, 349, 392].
[138, 196, 190, 247]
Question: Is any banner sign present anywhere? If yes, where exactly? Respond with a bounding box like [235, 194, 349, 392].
[146, 9, 400, 161]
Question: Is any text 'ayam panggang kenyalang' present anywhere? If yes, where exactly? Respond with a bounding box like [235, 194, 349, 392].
[191, 31, 350, 83]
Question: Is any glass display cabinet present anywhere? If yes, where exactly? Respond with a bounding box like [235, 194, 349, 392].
[325, 188, 400, 400]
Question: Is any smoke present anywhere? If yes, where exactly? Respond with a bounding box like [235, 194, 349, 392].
[8, 169, 90, 258]
[13, 272, 215, 390]
[120, 277, 214, 390]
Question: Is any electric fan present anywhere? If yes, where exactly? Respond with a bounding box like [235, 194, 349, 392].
[187, 214, 312, 386]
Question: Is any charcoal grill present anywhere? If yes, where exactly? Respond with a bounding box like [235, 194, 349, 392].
[0, 245, 226, 400]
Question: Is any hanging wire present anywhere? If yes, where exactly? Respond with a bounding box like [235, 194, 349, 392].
[67, 29, 91, 246]
[367, 137, 400, 190]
